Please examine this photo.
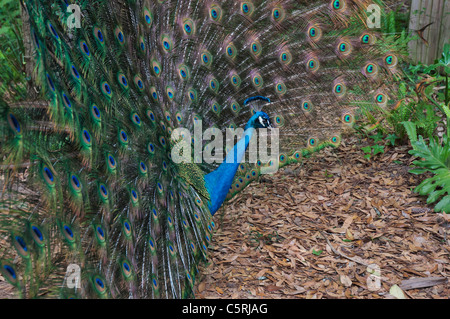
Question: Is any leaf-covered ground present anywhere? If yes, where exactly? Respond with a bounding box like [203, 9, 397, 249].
[196, 137, 450, 299]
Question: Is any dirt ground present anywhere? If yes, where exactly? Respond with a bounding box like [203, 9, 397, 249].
[196, 137, 450, 299]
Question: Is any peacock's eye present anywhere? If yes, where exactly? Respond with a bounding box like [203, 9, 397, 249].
[361, 33, 373, 45]
[331, 0, 346, 11]
[209, 5, 222, 21]
[184, 23, 191, 34]
[333, 0, 340, 9]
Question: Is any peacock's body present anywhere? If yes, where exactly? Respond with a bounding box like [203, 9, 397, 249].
[0, 0, 403, 298]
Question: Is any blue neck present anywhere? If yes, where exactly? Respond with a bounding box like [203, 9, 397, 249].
[204, 127, 255, 215]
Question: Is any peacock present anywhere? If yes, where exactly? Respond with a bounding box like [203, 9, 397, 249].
[0, 0, 405, 298]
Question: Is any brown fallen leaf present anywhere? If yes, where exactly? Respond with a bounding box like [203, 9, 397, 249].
[340, 275, 352, 287]
[283, 287, 306, 295]
[342, 214, 355, 230]
[266, 285, 283, 292]
[198, 282, 206, 293]
[345, 229, 354, 241]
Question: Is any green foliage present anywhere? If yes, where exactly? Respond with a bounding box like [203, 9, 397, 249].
[416, 43, 450, 106]
[323, 169, 333, 178]
[403, 102, 450, 213]
[0, 0, 26, 101]
[362, 143, 385, 160]
[389, 99, 442, 140]
[312, 249, 323, 256]
[406, 134, 450, 213]
[401, 45, 450, 213]
[364, 43, 450, 143]
[376, 6, 411, 54]
[439, 43, 450, 107]
[359, 130, 399, 161]
[369, 130, 384, 143]
[381, 6, 410, 36]
[385, 134, 399, 146]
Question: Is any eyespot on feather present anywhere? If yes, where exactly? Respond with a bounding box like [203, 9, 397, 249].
[7, 113, 21, 135]
[209, 4, 223, 21]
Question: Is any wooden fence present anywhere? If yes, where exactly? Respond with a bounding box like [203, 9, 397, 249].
[408, 0, 450, 65]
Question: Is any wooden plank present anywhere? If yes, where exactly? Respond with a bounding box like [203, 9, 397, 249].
[437, 0, 450, 59]
[427, 0, 440, 64]
[408, 0, 422, 64]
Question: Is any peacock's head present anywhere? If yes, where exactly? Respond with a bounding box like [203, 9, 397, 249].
[247, 111, 273, 129]
[244, 96, 273, 129]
